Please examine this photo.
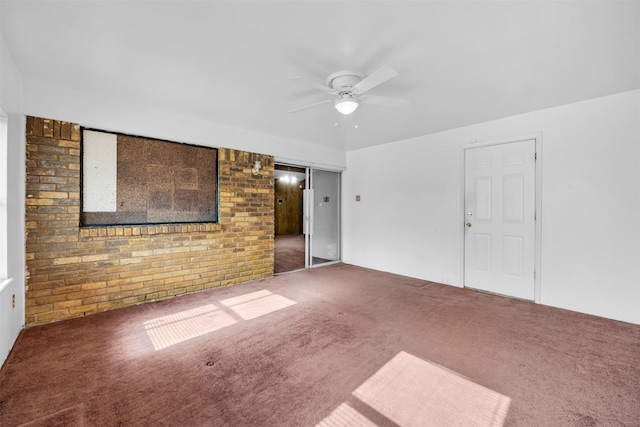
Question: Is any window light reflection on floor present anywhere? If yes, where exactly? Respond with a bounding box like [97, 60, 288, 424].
[144, 304, 236, 351]
[220, 289, 297, 320]
[316, 403, 377, 427]
[143, 290, 297, 351]
[317, 351, 511, 427]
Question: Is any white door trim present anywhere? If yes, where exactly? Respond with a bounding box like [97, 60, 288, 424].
[460, 133, 543, 303]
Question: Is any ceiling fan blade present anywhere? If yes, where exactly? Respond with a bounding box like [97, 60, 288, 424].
[288, 99, 332, 113]
[361, 94, 411, 108]
[290, 76, 332, 94]
[351, 65, 398, 95]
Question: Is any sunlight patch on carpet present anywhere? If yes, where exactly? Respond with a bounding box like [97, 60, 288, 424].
[143, 290, 297, 350]
[220, 289, 297, 320]
[315, 403, 376, 427]
[144, 304, 236, 351]
[353, 351, 511, 426]
[318, 351, 510, 427]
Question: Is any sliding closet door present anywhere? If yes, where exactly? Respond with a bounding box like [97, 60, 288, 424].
[309, 169, 341, 267]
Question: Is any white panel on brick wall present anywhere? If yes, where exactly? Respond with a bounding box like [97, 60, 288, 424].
[83, 130, 117, 212]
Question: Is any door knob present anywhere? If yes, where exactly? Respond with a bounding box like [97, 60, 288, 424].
[465, 222, 472, 228]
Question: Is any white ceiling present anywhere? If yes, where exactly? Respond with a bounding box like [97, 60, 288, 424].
[1, 1, 638, 152]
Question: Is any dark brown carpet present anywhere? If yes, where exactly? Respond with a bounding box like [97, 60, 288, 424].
[274, 234, 305, 273]
[1, 264, 639, 426]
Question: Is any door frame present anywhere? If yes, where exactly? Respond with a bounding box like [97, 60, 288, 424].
[460, 133, 543, 303]
[274, 159, 344, 272]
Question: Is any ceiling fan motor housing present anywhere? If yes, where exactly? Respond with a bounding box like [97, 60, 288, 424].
[326, 71, 365, 95]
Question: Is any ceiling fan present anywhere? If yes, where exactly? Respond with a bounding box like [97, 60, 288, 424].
[289, 65, 410, 115]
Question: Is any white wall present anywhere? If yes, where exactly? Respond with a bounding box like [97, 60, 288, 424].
[0, 33, 26, 365]
[343, 90, 640, 325]
[23, 81, 346, 170]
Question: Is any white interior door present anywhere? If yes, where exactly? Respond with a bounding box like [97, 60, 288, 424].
[464, 139, 536, 300]
[310, 169, 341, 266]
[303, 169, 341, 268]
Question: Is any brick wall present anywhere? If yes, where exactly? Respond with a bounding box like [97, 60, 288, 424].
[25, 116, 274, 325]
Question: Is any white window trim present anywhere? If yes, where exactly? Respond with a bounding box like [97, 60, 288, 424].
[0, 110, 7, 280]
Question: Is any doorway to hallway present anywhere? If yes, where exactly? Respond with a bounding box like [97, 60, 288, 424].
[274, 165, 305, 273]
[274, 164, 341, 274]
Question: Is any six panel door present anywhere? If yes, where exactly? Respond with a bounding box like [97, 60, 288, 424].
[464, 139, 536, 300]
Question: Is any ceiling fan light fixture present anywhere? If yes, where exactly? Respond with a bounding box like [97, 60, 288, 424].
[334, 94, 359, 115]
